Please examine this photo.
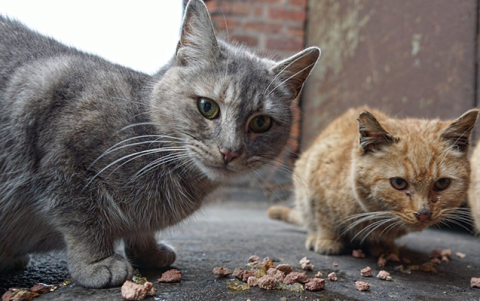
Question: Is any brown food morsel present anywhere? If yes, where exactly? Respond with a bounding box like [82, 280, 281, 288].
[283, 272, 309, 284]
[2, 289, 40, 301]
[456, 252, 466, 258]
[385, 253, 400, 262]
[355, 281, 370, 291]
[158, 269, 182, 282]
[377, 255, 387, 267]
[420, 262, 438, 273]
[352, 249, 366, 258]
[328, 272, 338, 281]
[441, 255, 449, 262]
[232, 267, 245, 279]
[262, 257, 275, 270]
[267, 268, 285, 282]
[2, 291, 13, 301]
[212, 267, 232, 278]
[305, 278, 325, 291]
[441, 249, 452, 258]
[258, 275, 277, 290]
[360, 266, 372, 277]
[408, 265, 419, 271]
[276, 264, 293, 275]
[242, 270, 255, 282]
[431, 258, 441, 264]
[248, 255, 261, 263]
[247, 276, 259, 287]
[402, 258, 411, 264]
[121, 281, 156, 300]
[315, 272, 323, 278]
[333, 263, 339, 267]
[299, 256, 314, 270]
[299, 257, 310, 265]
[430, 248, 442, 258]
[30, 283, 51, 294]
[471, 277, 480, 288]
[377, 270, 392, 281]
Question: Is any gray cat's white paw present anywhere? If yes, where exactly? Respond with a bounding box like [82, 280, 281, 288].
[126, 243, 176, 269]
[69, 253, 133, 288]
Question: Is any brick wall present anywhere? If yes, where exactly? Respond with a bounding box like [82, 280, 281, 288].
[204, 0, 308, 171]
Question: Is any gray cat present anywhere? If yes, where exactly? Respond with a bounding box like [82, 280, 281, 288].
[0, 0, 320, 288]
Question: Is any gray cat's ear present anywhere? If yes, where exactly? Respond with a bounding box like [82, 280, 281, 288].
[358, 111, 397, 152]
[270, 47, 321, 98]
[440, 108, 479, 153]
[176, 0, 219, 66]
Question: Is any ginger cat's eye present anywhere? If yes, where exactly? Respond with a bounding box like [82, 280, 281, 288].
[390, 177, 408, 190]
[198, 97, 220, 120]
[433, 178, 450, 191]
[249, 115, 272, 133]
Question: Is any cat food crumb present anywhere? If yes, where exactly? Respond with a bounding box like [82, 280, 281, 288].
[402, 258, 411, 264]
[258, 275, 277, 290]
[248, 255, 261, 263]
[441, 249, 452, 258]
[352, 249, 366, 258]
[385, 253, 400, 262]
[121, 280, 156, 300]
[283, 272, 309, 284]
[242, 270, 255, 282]
[377, 255, 387, 267]
[232, 267, 245, 279]
[30, 283, 52, 294]
[377, 270, 392, 281]
[430, 248, 442, 258]
[408, 265, 419, 271]
[333, 263, 339, 267]
[2, 289, 40, 301]
[305, 278, 325, 291]
[212, 267, 232, 278]
[158, 269, 182, 282]
[361, 266, 372, 277]
[355, 281, 370, 291]
[441, 255, 449, 262]
[431, 258, 441, 264]
[299, 257, 314, 270]
[268, 268, 285, 282]
[456, 252, 466, 258]
[276, 264, 293, 275]
[247, 276, 259, 287]
[328, 272, 338, 281]
[471, 278, 480, 288]
[315, 271, 323, 278]
[262, 257, 276, 270]
[420, 262, 438, 273]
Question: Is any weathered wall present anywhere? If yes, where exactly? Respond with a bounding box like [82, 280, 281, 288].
[302, 0, 478, 149]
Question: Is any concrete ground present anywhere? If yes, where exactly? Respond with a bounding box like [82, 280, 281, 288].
[1, 187, 480, 301]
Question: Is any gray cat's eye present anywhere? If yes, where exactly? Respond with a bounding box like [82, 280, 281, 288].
[198, 97, 220, 119]
[433, 178, 450, 191]
[249, 115, 272, 133]
[390, 177, 408, 190]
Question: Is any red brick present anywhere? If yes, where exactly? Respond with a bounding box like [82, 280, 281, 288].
[231, 35, 258, 47]
[289, 0, 307, 7]
[205, 1, 217, 11]
[269, 7, 306, 22]
[254, 5, 264, 17]
[267, 38, 304, 52]
[243, 21, 283, 34]
[250, 0, 285, 3]
[230, 2, 252, 16]
[287, 24, 305, 38]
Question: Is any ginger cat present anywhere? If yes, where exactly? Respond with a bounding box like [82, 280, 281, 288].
[468, 140, 480, 233]
[268, 107, 478, 255]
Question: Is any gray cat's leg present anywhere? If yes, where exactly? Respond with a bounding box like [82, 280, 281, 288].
[64, 232, 133, 288]
[124, 234, 176, 269]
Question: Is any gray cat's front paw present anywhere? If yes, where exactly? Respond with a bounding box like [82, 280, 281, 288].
[126, 243, 176, 269]
[69, 253, 133, 288]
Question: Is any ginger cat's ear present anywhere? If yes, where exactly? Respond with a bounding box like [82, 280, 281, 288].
[357, 111, 396, 152]
[440, 109, 479, 153]
[176, 0, 219, 66]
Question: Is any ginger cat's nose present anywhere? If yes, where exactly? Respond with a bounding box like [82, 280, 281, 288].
[220, 148, 240, 163]
[416, 208, 432, 223]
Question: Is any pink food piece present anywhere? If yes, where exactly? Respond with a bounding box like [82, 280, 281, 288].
[328, 272, 338, 281]
[430, 248, 442, 258]
[352, 249, 366, 258]
[306, 278, 325, 291]
[402, 258, 411, 264]
[232, 267, 245, 279]
[248, 255, 261, 263]
[2, 291, 13, 301]
[283, 272, 309, 284]
[30, 283, 51, 294]
[456, 252, 466, 258]
[121, 281, 156, 300]
[212, 267, 232, 278]
[377, 270, 392, 281]
[247, 276, 259, 287]
[441, 255, 449, 262]
[441, 249, 452, 258]
[158, 269, 182, 282]
[431, 258, 441, 264]
[361, 266, 372, 277]
[242, 270, 255, 282]
[385, 253, 400, 262]
[315, 272, 323, 278]
[377, 255, 387, 267]
[333, 263, 338, 267]
[299, 257, 310, 265]
[267, 268, 285, 282]
[276, 264, 293, 275]
[301, 263, 314, 271]
[471, 277, 480, 288]
[258, 275, 277, 290]
[355, 281, 370, 291]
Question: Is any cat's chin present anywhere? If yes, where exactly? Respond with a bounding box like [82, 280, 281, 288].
[197, 163, 240, 181]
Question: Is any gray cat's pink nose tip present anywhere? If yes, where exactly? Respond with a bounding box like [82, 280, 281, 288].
[220, 148, 240, 163]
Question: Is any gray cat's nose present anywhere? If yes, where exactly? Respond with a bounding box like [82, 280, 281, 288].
[220, 148, 240, 163]
[415, 208, 432, 223]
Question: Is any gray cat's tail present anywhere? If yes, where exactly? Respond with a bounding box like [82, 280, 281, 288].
[267, 206, 301, 226]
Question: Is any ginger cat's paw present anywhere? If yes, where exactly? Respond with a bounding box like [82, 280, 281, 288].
[305, 235, 316, 250]
[126, 242, 176, 269]
[69, 253, 133, 288]
[369, 241, 399, 257]
[313, 239, 344, 255]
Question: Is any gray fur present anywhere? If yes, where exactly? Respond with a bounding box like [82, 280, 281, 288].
[0, 0, 320, 288]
